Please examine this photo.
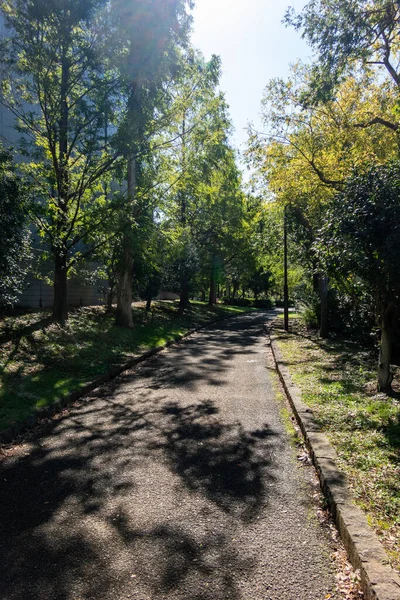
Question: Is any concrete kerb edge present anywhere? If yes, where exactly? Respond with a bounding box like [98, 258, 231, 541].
[0, 310, 258, 446]
[269, 328, 400, 600]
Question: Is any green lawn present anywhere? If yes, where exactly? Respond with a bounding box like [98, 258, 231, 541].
[0, 301, 255, 431]
[276, 312, 302, 320]
[274, 319, 400, 572]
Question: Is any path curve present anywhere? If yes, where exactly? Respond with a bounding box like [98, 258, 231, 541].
[0, 312, 339, 599]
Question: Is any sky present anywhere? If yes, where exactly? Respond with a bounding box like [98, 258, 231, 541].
[190, 0, 311, 154]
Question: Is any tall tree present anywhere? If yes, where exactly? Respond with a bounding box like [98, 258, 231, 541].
[317, 161, 400, 392]
[285, 0, 400, 123]
[0, 146, 30, 308]
[194, 147, 247, 307]
[248, 65, 398, 336]
[0, 0, 123, 323]
[109, 0, 192, 327]
[158, 51, 231, 312]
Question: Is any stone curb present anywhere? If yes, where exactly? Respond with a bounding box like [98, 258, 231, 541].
[0, 311, 255, 445]
[269, 328, 400, 600]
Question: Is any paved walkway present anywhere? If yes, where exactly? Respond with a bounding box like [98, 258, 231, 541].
[0, 313, 339, 599]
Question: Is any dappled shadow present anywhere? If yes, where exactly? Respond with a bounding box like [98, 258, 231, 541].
[285, 328, 375, 369]
[318, 376, 359, 394]
[0, 311, 53, 345]
[332, 407, 400, 448]
[273, 326, 375, 389]
[386, 387, 400, 400]
[106, 518, 256, 599]
[135, 316, 261, 392]
[0, 311, 276, 599]
[273, 321, 400, 467]
[157, 401, 276, 521]
[0, 307, 266, 429]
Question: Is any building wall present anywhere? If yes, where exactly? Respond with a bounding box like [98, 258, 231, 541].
[17, 271, 106, 309]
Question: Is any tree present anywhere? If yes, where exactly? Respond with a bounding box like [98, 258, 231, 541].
[109, 0, 192, 327]
[285, 0, 400, 126]
[316, 161, 400, 392]
[0, 0, 124, 323]
[0, 147, 30, 308]
[158, 52, 244, 312]
[247, 64, 398, 336]
[194, 146, 246, 307]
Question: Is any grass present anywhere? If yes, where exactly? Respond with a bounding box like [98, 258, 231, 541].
[276, 312, 302, 320]
[274, 319, 400, 571]
[0, 301, 256, 432]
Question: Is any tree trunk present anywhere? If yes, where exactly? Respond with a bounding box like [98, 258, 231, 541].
[209, 256, 217, 306]
[146, 295, 152, 312]
[242, 288, 245, 300]
[319, 275, 329, 338]
[200, 289, 206, 302]
[232, 284, 238, 300]
[378, 306, 394, 392]
[115, 154, 136, 328]
[115, 233, 133, 327]
[312, 263, 319, 295]
[53, 250, 68, 325]
[53, 48, 69, 325]
[178, 279, 190, 315]
[209, 276, 216, 306]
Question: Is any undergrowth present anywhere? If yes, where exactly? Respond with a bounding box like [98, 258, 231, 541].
[274, 319, 400, 571]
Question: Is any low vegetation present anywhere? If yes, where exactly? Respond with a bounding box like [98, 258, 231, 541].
[274, 317, 400, 571]
[0, 302, 254, 431]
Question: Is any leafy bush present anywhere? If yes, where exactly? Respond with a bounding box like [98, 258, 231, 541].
[253, 298, 273, 309]
[293, 283, 319, 329]
[328, 286, 376, 340]
[221, 297, 273, 309]
[0, 149, 31, 309]
[222, 297, 252, 307]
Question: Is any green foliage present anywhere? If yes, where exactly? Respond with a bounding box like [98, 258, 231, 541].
[152, 50, 255, 307]
[0, 0, 129, 322]
[285, 0, 400, 105]
[161, 232, 200, 295]
[0, 148, 31, 308]
[247, 34, 400, 339]
[293, 285, 319, 329]
[0, 0, 194, 323]
[0, 0, 121, 244]
[317, 161, 400, 308]
[247, 268, 270, 299]
[222, 297, 273, 309]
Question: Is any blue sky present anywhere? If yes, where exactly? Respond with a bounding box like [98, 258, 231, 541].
[191, 0, 311, 152]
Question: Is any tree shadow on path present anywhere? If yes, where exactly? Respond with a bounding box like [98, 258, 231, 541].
[0, 313, 278, 599]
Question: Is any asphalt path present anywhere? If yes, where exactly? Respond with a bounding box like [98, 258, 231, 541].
[0, 312, 339, 600]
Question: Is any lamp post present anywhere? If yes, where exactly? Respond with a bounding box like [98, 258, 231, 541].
[283, 205, 289, 332]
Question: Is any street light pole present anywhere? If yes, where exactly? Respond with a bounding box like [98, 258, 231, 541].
[284, 205, 289, 332]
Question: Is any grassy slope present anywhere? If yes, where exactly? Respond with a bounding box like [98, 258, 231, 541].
[274, 319, 400, 571]
[0, 301, 255, 431]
